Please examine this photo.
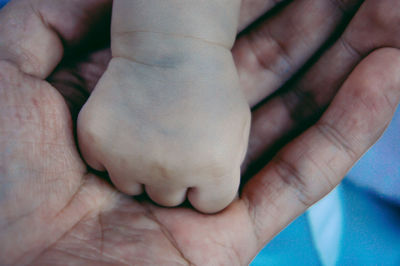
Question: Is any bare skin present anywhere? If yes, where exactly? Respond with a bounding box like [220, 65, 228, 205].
[78, 0, 251, 213]
[1, 0, 400, 265]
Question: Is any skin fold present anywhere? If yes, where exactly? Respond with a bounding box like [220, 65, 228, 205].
[0, 0, 400, 265]
[78, 0, 251, 213]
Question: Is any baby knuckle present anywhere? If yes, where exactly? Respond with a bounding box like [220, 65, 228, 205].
[151, 160, 176, 181]
[203, 154, 233, 180]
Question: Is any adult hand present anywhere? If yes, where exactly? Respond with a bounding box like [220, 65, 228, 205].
[0, 0, 399, 265]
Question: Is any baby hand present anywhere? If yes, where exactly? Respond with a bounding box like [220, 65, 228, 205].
[77, 0, 250, 213]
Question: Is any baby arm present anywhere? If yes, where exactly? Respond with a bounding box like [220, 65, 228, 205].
[77, 0, 251, 213]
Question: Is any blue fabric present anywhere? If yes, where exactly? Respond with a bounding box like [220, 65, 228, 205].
[0, 0, 8, 8]
[251, 214, 321, 266]
[307, 186, 343, 266]
[252, 181, 400, 265]
[338, 180, 400, 265]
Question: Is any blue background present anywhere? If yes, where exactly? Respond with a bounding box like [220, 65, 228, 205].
[0, 0, 7, 8]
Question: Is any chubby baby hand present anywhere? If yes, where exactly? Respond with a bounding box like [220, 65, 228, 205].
[77, 0, 250, 213]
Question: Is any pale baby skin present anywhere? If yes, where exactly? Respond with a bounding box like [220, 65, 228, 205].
[78, 0, 251, 213]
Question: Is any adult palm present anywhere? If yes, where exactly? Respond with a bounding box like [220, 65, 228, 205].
[1, 0, 400, 265]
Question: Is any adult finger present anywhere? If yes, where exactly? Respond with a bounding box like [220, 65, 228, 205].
[239, 0, 288, 31]
[281, 0, 400, 114]
[242, 48, 400, 247]
[47, 48, 112, 119]
[233, 0, 362, 106]
[0, 0, 111, 78]
[245, 0, 400, 169]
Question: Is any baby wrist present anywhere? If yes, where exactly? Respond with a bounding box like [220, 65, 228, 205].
[112, 0, 241, 49]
